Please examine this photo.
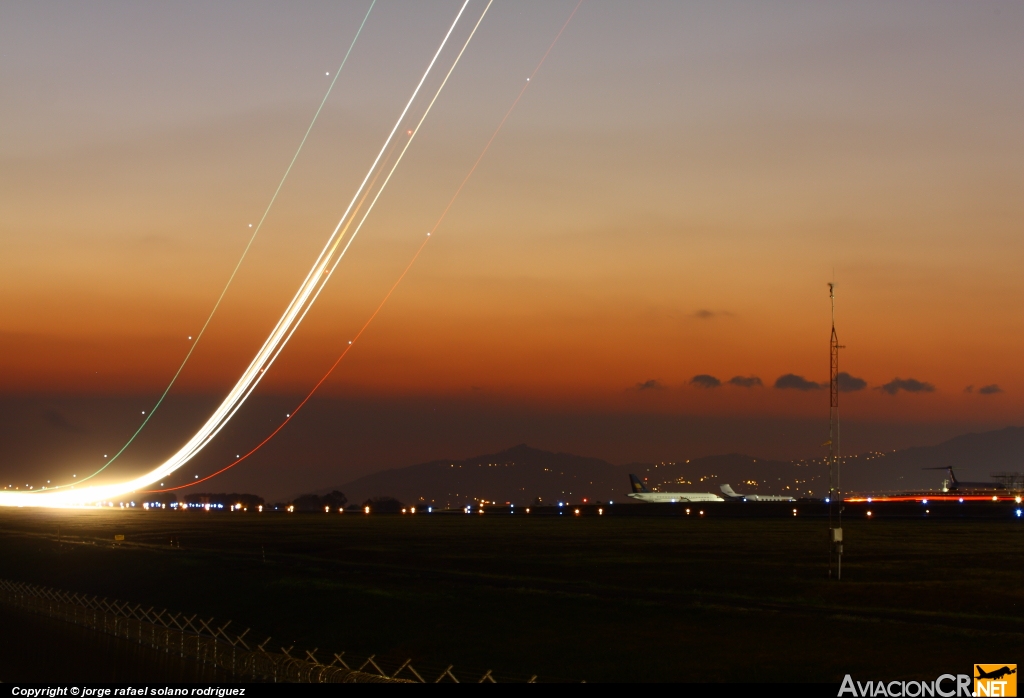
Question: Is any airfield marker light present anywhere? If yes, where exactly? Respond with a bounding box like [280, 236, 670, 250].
[922, 499, 928, 504]
[525, 508, 530, 514]
[598, 508, 603, 515]
[699, 510, 704, 516]
[402, 508, 406, 514]
[574, 508, 580, 515]
[866, 511, 872, 517]
[364, 506, 370, 514]
[686, 508, 690, 515]
[992, 496, 998, 501]
[825, 498, 830, 503]
[428, 507, 432, 513]
[410, 507, 416, 514]
[867, 497, 872, 503]
[925, 510, 930, 514]
[1016, 509, 1021, 517]
[792, 508, 797, 516]
[325, 506, 330, 513]
[959, 498, 964, 503]
[1016, 497, 1022, 504]
[478, 507, 484, 515]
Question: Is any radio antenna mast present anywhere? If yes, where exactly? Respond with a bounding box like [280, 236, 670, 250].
[828, 282, 845, 579]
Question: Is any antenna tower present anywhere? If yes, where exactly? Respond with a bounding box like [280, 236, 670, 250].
[828, 283, 845, 579]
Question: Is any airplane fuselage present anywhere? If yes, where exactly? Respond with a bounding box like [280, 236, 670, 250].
[628, 492, 724, 503]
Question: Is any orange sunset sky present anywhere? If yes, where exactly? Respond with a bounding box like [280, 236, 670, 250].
[2, 1, 1023, 494]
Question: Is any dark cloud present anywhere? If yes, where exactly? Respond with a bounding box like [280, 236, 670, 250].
[690, 374, 721, 388]
[636, 379, 664, 391]
[727, 375, 763, 388]
[41, 408, 77, 431]
[978, 384, 1003, 395]
[692, 309, 734, 319]
[878, 378, 935, 395]
[774, 374, 823, 391]
[837, 372, 867, 392]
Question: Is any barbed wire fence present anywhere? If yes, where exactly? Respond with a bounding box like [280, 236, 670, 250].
[0, 578, 536, 683]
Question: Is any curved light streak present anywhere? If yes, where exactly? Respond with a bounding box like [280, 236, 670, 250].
[38, 0, 378, 493]
[151, 0, 583, 494]
[3, 0, 474, 508]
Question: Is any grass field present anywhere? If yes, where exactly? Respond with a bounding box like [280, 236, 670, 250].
[0, 509, 1020, 682]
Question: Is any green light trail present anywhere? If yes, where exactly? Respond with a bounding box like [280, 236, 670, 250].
[36, 0, 378, 493]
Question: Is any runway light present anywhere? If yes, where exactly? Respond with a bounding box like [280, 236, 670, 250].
[428, 507, 432, 513]
[867, 497, 872, 503]
[1016, 509, 1022, 517]
[992, 496, 998, 501]
[401, 508, 406, 514]
[364, 506, 370, 514]
[792, 508, 798, 516]
[598, 508, 603, 515]
[825, 498, 830, 503]
[325, 506, 330, 513]
[867, 511, 873, 517]
[922, 499, 928, 504]
[525, 508, 530, 514]
[574, 508, 580, 516]
[410, 507, 416, 514]
[1016, 497, 1022, 504]
[686, 508, 691, 515]
[959, 498, 964, 503]
[699, 510, 704, 516]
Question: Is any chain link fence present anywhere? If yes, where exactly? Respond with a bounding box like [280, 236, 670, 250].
[0, 578, 532, 683]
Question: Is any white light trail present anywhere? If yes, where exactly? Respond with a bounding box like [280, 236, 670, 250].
[2, 0, 478, 508]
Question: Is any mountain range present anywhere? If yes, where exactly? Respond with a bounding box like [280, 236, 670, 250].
[315, 426, 1024, 508]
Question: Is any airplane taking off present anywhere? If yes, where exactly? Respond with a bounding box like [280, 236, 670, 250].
[975, 666, 1016, 681]
[628, 475, 724, 503]
[719, 484, 796, 502]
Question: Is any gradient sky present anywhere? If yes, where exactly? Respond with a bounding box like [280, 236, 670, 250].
[2, 1, 1023, 496]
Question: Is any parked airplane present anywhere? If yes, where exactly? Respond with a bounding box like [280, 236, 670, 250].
[628, 474, 724, 503]
[719, 484, 795, 502]
[927, 467, 1006, 492]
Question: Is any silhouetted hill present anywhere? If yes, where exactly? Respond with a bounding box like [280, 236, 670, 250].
[841, 426, 1024, 492]
[329, 444, 622, 508]
[320, 427, 1024, 505]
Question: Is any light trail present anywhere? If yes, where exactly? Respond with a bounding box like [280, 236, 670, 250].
[4, 0, 475, 508]
[37, 0, 379, 493]
[150, 0, 584, 494]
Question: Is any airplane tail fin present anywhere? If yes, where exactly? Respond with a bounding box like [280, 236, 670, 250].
[629, 474, 649, 493]
[720, 484, 739, 498]
[924, 466, 959, 483]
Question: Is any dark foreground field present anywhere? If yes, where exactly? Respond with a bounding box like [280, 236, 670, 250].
[0, 510, 1020, 682]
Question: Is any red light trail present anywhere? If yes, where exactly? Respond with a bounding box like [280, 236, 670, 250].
[150, 0, 586, 494]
